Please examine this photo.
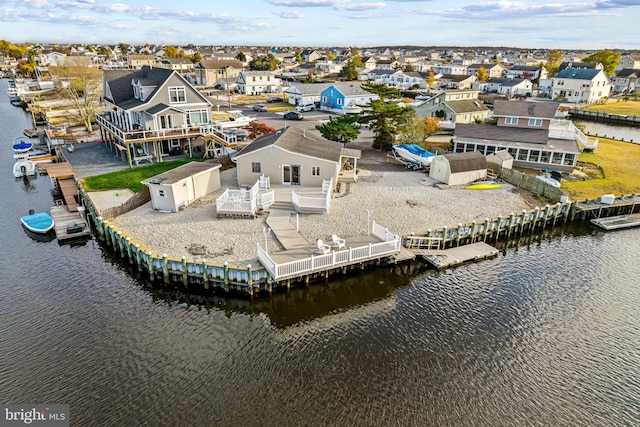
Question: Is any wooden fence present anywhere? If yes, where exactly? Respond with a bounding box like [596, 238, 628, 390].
[100, 187, 151, 219]
[489, 164, 564, 202]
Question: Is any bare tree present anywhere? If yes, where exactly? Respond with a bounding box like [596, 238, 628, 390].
[50, 57, 102, 132]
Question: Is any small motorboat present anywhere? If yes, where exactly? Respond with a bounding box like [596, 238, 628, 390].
[12, 139, 33, 153]
[391, 144, 435, 170]
[536, 175, 561, 188]
[20, 211, 55, 234]
[13, 157, 37, 177]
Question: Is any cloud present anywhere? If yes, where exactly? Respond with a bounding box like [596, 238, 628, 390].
[268, 0, 384, 10]
[10, 0, 52, 8]
[339, 2, 386, 11]
[273, 9, 305, 18]
[595, 0, 640, 7]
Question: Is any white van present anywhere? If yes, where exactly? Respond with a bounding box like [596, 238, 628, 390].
[295, 103, 315, 112]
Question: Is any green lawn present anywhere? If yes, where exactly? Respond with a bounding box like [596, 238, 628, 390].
[584, 100, 640, 116]
[562, 138, 640, 200]
[81, 159, 203, 193]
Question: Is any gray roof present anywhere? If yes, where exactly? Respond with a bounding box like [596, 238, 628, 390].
[509, 65, 540, 72]
[328, 82, 374, 96]
[234, 127, 360, 163]
[453, 123, 581, 153]
[555, 68, 601, 80]
[284, 83, 331, 95]
[439, 74, 474, 82]
[142, 162, 220, 185]
[615, 68, 640, 78]
[145, 103, 185, 115]
[485, 77, 529, 87]
[103, 66, 173, 106]
[441, 151, 487, 173]
[493, 100, 558, 119]
[445, 99, 489, 114]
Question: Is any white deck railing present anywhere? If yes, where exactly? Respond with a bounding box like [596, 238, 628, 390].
[372, 222, 399, 242]
[216, 178, 273, 216]
[96, 114, 201, 143]
[549, 119, 598, 150]
[292, 178, 332, 212]
[257, 222, 401, 280]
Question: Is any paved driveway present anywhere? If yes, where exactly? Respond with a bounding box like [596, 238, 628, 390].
[62, 140, 130, 178]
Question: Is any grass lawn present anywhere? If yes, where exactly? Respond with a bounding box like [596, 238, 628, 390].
[81, 159, 203, 193]
[583, 100, 640, 116]
[562, 138, 640, 200]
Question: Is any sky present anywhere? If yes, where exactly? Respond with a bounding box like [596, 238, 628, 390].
[0, 0, 639, 50]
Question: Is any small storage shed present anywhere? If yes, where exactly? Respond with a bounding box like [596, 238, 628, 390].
[486, 149, 514, 170]
[142, 162, 221, 212]
[429, 151, 487, 186]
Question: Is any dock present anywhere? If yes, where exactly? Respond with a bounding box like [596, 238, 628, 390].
[416, 242, 500, 269]
[38, 162, 79, 211]
[50, 205, 91, 242]
[591, 213, 640, 231]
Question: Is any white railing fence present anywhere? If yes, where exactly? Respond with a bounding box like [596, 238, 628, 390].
[258, 191, 274, 209]
[259, 175, 271, 190]
[372, 221, 398, 242]
[256, 235, 401, 280]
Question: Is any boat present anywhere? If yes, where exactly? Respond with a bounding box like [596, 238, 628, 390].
[465, 182, 502, 190]
[13, 156, 37, 177]
[391, 144, 435, 170]
[12, 139, 33, 153]
[343, 102, 363, 115]
[20, 211, 55, 234]
[536, 175, 561, 188]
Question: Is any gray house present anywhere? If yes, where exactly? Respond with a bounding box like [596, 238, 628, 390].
[232, 127, 360, 187]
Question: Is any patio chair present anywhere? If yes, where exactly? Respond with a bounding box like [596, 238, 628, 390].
[331, 234, 346, 249]
[316, 239, 331, 255]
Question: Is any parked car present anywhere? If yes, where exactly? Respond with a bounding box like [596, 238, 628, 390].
[295, 103, 315, 112]
[253, 104, 267, 112]
[267, 96, 284, 103]
[225, 128, 249, 141]
[283, 111, 304, 120]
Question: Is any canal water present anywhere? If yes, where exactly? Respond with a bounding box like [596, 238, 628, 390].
[1, 79, 639, 426]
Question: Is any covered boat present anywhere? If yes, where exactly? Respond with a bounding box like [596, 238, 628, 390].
[391, 144, 435, 170]
[20, 211, 55, 234]
[12, 139, 33, 153]
[536, 175, 561, 188]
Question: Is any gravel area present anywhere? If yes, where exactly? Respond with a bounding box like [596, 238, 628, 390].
[111, 161, 536, 267]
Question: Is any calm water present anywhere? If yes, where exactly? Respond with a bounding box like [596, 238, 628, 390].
[1, 80, 639, 426]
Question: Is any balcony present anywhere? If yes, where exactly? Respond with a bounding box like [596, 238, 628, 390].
[96, 114, 203, 144]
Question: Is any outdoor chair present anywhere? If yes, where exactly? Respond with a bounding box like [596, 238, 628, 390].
[331, 234, 346, 249]
[317, 239, 331, 254]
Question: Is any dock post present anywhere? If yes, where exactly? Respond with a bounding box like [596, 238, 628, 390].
[442, 226, 448, 248]
[202, 259, 208, 284]
[508, 213, 515, 237]
[109, 225, 117, 250]
[455, 223, 462, 246]
[96, 216, 105, 240]
[181, 256, 188, 287]
[247, 264, 254, 298]
[223, 261, 229, 292]
[162, 253, 170, 285]
[148, 251, 154, 281]
[135, 244, 142, 271]
[533, 207, 540, 229]
[470, 220, 477, 242]
[483, 218, 490, 241]
[543, 204, 551, 227]
[125, 237, 133, 264]
[496, 215, 502, 240]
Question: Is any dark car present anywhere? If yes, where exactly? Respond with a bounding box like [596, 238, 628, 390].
[253, 104, 267, 112]
[267, 96, 284, 103]
[283, 111, 304, 120]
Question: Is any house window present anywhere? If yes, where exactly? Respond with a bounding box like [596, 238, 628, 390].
[312, 166, 320, 176]
[252, 76, 256, 82]
[337, 98, 342, 105]
[252, 162, 261, 173]
[158, 189, 165, 197]
[189, 109, 208, 125]
[505, 117, 518, 125]
[528, 118, 542, 127]
[322, 96, 327, 102]
[168, 87, 186, 103]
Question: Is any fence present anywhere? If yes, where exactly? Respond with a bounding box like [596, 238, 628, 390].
[489, 164, 564, 202]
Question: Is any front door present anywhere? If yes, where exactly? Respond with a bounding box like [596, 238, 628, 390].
[282, 165, 300, 185]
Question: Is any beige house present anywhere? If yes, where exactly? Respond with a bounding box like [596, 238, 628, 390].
[194, 59, 244, 87]
[232, 127, 360, 187]
[127, 54, 156, 69]
[429, 152, 487, 186]
[142, 162, 221, 212]
[414, 89, 490, 124]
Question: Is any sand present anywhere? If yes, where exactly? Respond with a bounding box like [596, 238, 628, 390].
[110, 165, 536, 267]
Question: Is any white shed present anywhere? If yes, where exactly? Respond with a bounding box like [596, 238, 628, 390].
[486, 149, 514, 169]
[142, 162, 222, 212]
[429, 152, 487, 186]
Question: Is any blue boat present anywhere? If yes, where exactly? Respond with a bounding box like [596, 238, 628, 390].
[20, 211, 55, 234]
[13, 139, 33, 153]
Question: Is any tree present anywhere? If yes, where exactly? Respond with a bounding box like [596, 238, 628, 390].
[326, 52, 336, 61]
[236, 51, 246, 62]
[427, 70, 436, 88]
[544, 49, 563, 77]
[249, 54, 280, 71]
[295, 51, 301, 63]
[360, 82, 415, 149]
[397, 117, 441, 146]
[246, 121, 276, 139]
[304, 73, 315, 83]
[50, 57, 102, 132]
[339, 49, 363, 80]
[118, 43, 129, 55]
[582, 50, 621, 76]
[315, 115, 361, 143]
[164, 45, 179, 58]
[190, 52, 202, 64]
[476, 66, 488, 82]
[403, 64, 414, 72]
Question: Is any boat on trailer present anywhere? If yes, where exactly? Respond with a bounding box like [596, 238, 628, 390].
[391, 144, 435, 170]
[20, 210, 55, 234]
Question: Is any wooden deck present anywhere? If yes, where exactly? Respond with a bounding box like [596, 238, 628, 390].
[591, 213, 640, 231]
[37, 162, 74, 178]
[415, 242, 500, 269]
[50, 205, 91, 242]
